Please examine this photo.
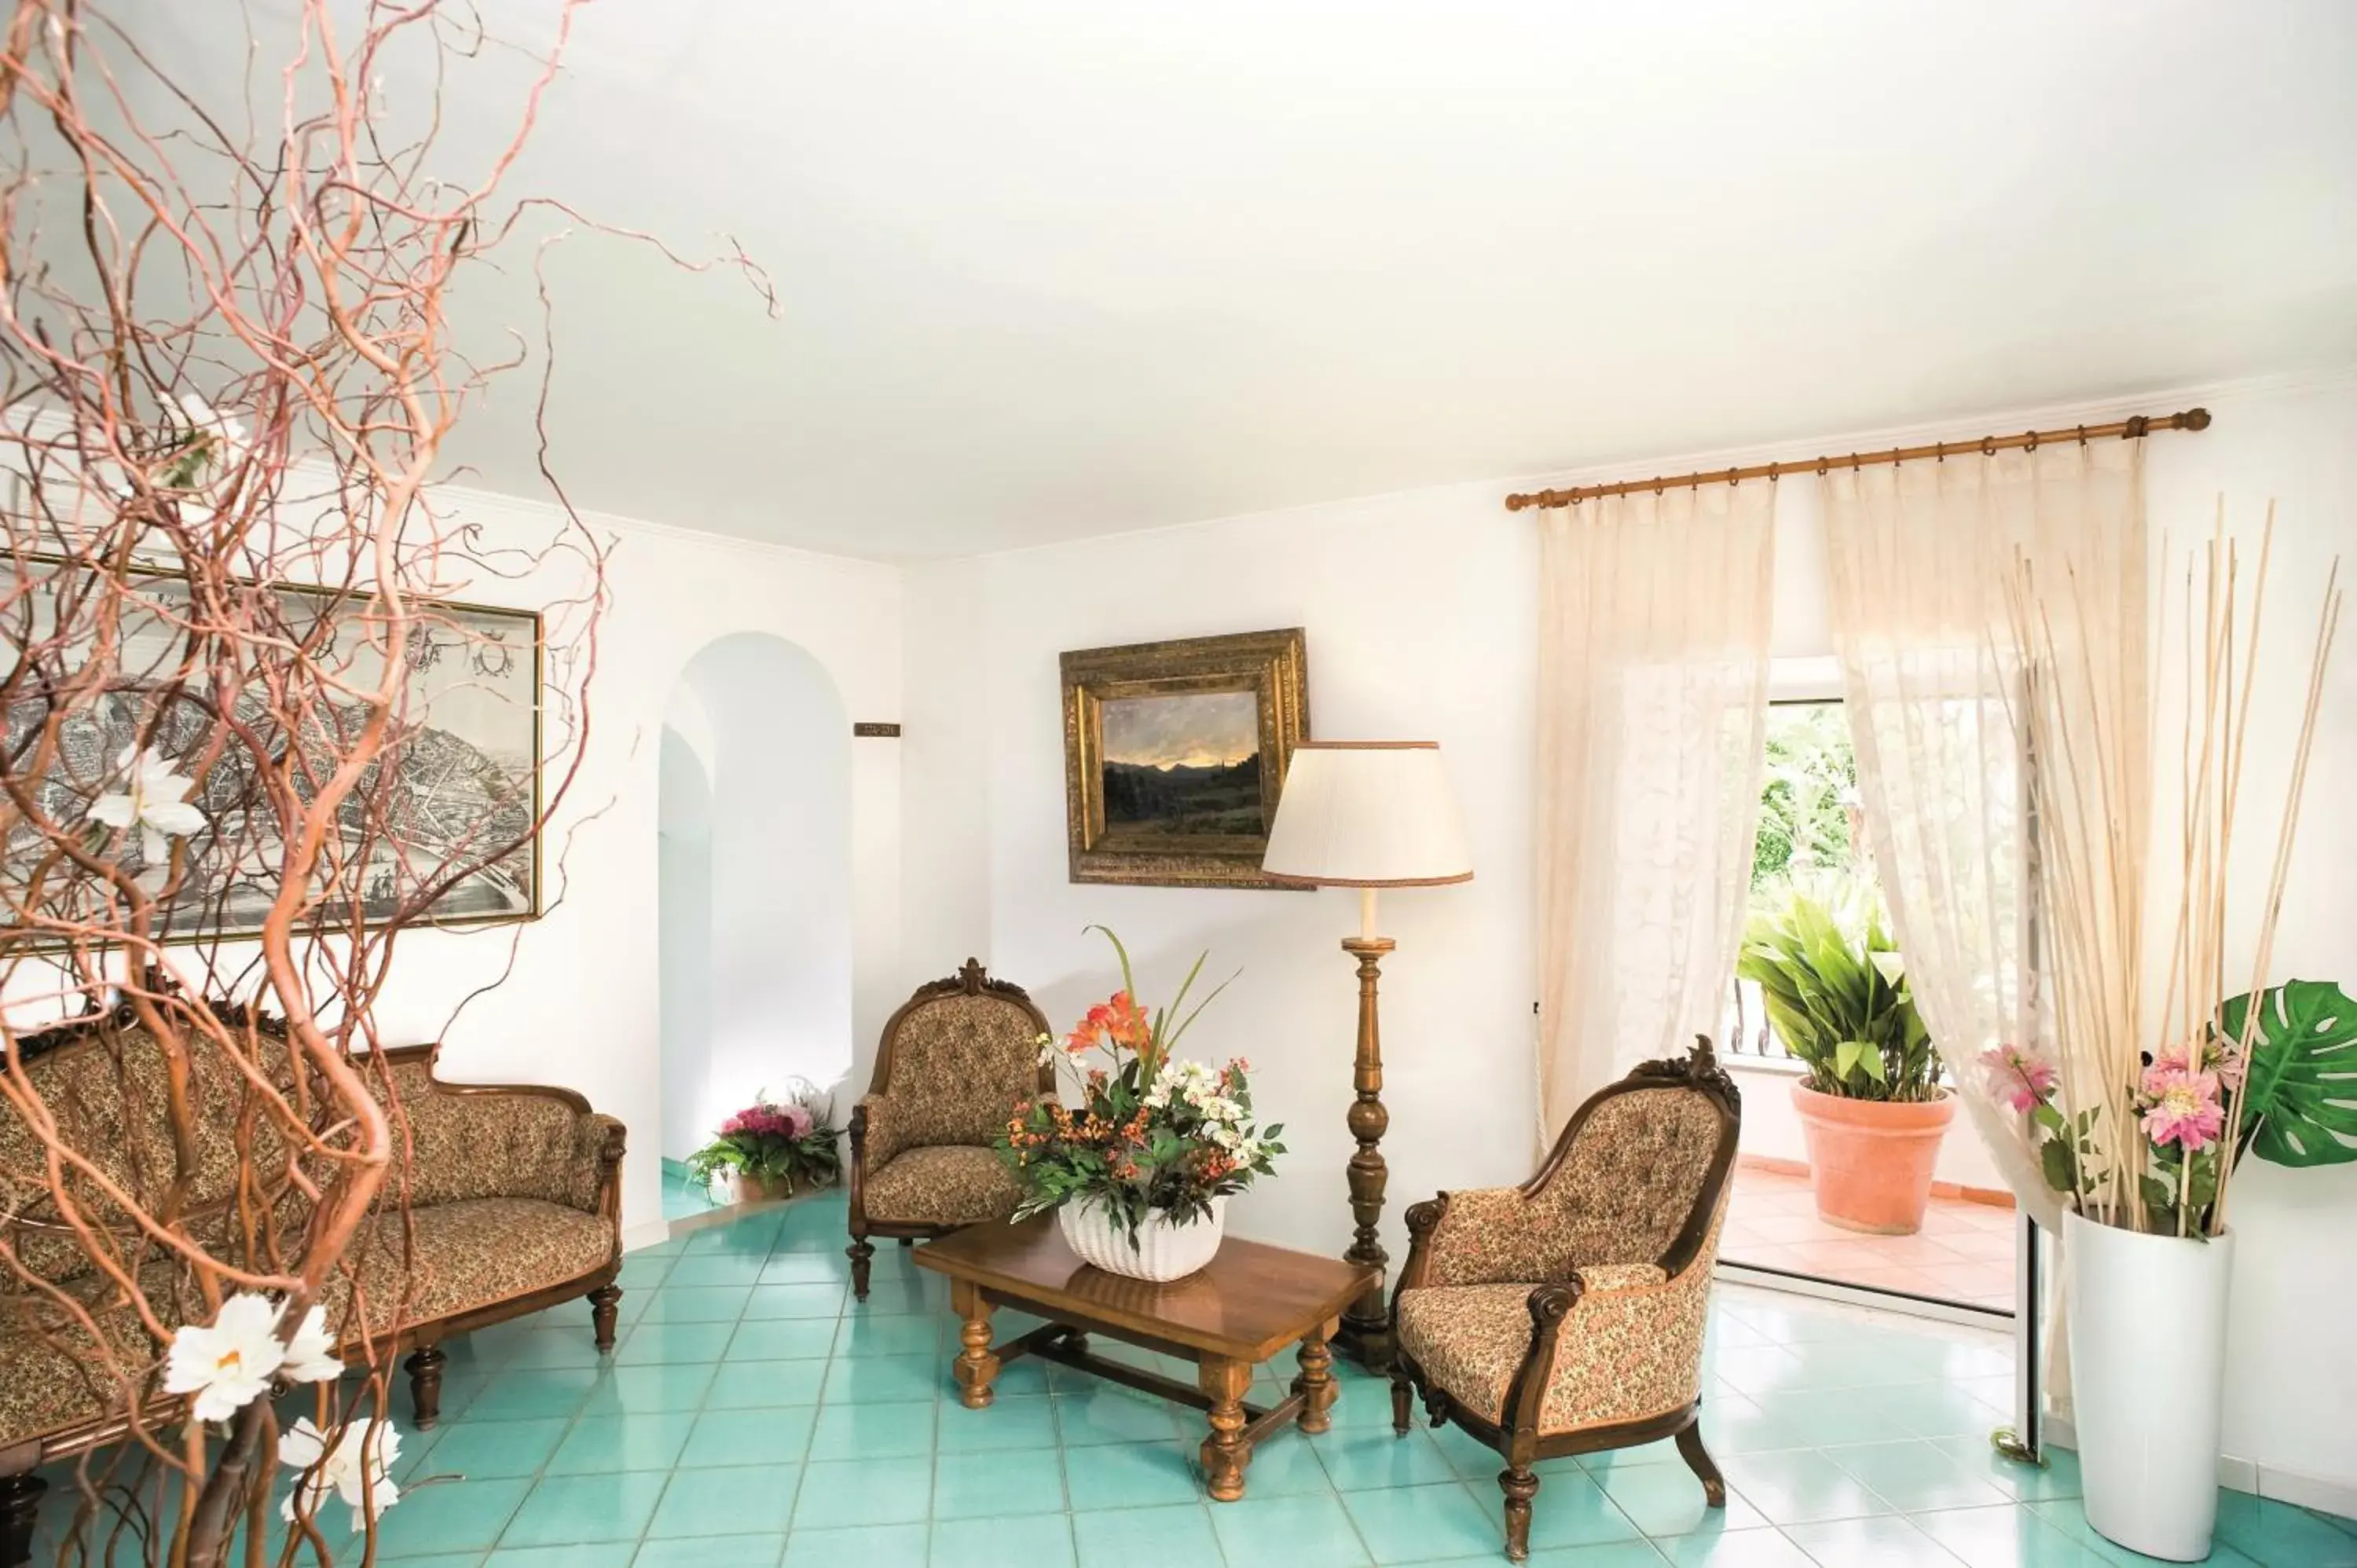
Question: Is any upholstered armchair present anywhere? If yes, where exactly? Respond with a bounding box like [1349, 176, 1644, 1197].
[1387, 1036, 1741, 1562]
[846, 958, 1054, 1299]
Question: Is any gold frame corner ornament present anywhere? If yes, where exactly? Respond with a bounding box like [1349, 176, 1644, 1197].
[1059, 628, 1310, 890]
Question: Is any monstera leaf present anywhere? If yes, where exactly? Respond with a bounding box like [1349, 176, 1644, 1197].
[2221, 980, 2357, 1167]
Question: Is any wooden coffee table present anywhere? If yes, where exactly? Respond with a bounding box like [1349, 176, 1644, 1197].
[913, 1217, 1377, 1501]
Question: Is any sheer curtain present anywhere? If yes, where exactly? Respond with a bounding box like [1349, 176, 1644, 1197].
[1534, 482, 1776, 1142]
[1820, 440, 2147, 1228]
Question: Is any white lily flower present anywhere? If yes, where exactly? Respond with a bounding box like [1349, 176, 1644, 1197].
[174, 392, 252, 474]
[280, 1304, 343, 1384]
[163, 1293, 285, 1422]
[86, 746, 205, 865]
[280, 1416, 401, 1529]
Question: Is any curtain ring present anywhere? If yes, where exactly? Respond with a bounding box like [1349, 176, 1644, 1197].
[1981, 436, 1998, 457]
[1767, 463, 1781, 482]
[1727, 467, 1739, 486]
[2025, 430, 2040, 452]
[2076, 424, 2088, 446]
[1816, 457, 1830, 476]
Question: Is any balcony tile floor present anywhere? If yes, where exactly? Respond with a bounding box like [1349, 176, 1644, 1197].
[1721, 1164, 2018, 1313]
[33, 1191, 2352, 1566]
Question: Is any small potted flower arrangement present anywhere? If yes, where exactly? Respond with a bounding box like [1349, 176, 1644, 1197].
[685, 1081, 841, 1203]
[997, 927, 1284, 1282]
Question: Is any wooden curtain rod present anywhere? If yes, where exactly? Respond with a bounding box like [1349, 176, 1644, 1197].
[1502, 406, 2212, 511]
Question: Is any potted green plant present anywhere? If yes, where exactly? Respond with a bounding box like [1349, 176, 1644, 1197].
[684, 1081, 841, 1202]
[1736, 875, 1951, 1233]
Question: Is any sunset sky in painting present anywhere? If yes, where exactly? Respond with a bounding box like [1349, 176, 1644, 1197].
[1101, 691, 1259, 770]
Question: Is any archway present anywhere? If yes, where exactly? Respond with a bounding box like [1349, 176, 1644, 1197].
[657, 632, 852, 1199]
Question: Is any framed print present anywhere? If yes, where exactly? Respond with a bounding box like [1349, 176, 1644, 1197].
[1059, 628, 1310, 888]
[3, 562, 541, 941]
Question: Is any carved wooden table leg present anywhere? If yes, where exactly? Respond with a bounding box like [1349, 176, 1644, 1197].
[1293, 1323, 1339, 1435]
[1197, 1356, 1254, 1502]
[951, 1280, 1000, 1409]
[404, 1344, 448, 1429]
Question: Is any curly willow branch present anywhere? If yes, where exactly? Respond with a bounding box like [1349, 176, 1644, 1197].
[0, 3, 750, 1562]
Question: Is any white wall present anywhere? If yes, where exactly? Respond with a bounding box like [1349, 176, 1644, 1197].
[658, 633, 856, 1160]
[900, 370, 2357, 1493]
[348, 488, 902, 1246]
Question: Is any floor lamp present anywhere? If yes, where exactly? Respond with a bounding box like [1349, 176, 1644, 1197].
[1262, 741, 1473, 1368]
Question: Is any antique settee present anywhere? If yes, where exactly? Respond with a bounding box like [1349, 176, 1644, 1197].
[0, 1010, 626, 1562]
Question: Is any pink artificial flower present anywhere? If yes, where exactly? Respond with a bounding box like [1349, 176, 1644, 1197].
[2140, 1065, 2225, 1152]
[1979, 1044, 2058, 1113]
[777, 1102, 815, 1140]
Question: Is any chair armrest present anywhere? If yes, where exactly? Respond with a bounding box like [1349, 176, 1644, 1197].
[567, 1112, 628, 1219]
[1516, 1256, 1710, 1434]
[848, 1094, 911, 1174]
[1409, 1186, 1573, 1289]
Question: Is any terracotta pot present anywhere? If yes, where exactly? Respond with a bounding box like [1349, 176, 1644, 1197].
[731, 1170, 796, 1203]
[1790, 1082, 1956, 1235]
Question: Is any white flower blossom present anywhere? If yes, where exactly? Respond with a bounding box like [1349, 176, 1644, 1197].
[163, 1294, 285, 1422]
[280, 1304, 343, 1384]
[280, 1417, 401, 1529]
[86, 746, 205, 867]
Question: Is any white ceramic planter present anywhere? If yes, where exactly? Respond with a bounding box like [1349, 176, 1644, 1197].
[1059, 1196, 1227, 1282]
[2063, 1210, 2235, 1563]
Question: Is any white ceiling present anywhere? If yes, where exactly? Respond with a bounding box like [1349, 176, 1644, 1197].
[394, 5, 2357, 557]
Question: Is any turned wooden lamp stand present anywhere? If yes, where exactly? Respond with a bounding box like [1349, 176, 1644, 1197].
[1262, 740, 1473, 1371]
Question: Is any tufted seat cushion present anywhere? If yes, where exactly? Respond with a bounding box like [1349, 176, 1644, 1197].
[322, 1198, 617, 1332]
[1397, 1266, 1670, 1429]
[861, 1145, 1023, 1226]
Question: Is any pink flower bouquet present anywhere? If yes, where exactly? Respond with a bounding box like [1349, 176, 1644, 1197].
[686, 1080, 839, 1200]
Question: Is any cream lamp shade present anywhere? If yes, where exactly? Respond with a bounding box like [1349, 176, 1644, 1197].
[1261, 742, 1474, 888]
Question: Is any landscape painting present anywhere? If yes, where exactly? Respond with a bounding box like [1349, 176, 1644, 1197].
[1098, 691, 1266, 839]
[1060, 628, 1308, 888]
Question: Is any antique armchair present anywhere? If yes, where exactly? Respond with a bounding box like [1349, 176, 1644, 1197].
[1387, 1036, 1740, 1562]
[846, 958, 1054, 1299]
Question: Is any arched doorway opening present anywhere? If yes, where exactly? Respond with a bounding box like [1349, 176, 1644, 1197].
[657, 633, 852, 1211]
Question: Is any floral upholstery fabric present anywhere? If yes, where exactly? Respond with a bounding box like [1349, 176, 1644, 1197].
[0, 1027, 299, 1286]
[321, 1197, 615, 1333]
[376, 1060, 604, 1213]
[0, 1264, 185, 1454]
[878, 993, 1043, 1152]
[1397, 1203, 1726, 1434]
[861, 1145, 1024, 1226]
[1421, 1087, 1722, 1288]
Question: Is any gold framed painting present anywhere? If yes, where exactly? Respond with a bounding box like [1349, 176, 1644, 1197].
[1060, 628, 1310, 888]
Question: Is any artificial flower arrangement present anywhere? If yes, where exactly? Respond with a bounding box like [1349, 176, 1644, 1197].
[1987, 978, 2355, 1237]
[996, 927, 1283, 1246]
[684, 1080, 841, 1199]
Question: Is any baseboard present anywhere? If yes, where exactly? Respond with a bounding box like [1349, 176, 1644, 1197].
[621, 1218, 672, 1253]
[2039, 1416, 2357, 1517]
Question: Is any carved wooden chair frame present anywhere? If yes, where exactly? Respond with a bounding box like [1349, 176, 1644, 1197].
[0, 1017, 624, 1564]
[1386, 1035, 1742, 1562]
[845, 958, 1054, 1299]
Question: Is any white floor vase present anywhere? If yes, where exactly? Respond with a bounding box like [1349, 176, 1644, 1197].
[1058, 1196, 1227, 1282]
[2063, 1211, 2236, 1563]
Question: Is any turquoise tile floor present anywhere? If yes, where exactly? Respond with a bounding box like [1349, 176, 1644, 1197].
[31, 1190, 2357, 1566]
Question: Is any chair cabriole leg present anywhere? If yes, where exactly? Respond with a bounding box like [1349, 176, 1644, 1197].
[1390, 1371, 1413, 1436]
[1676, 1419, 1726, 1507]
[848, 1233, 875, 1301]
